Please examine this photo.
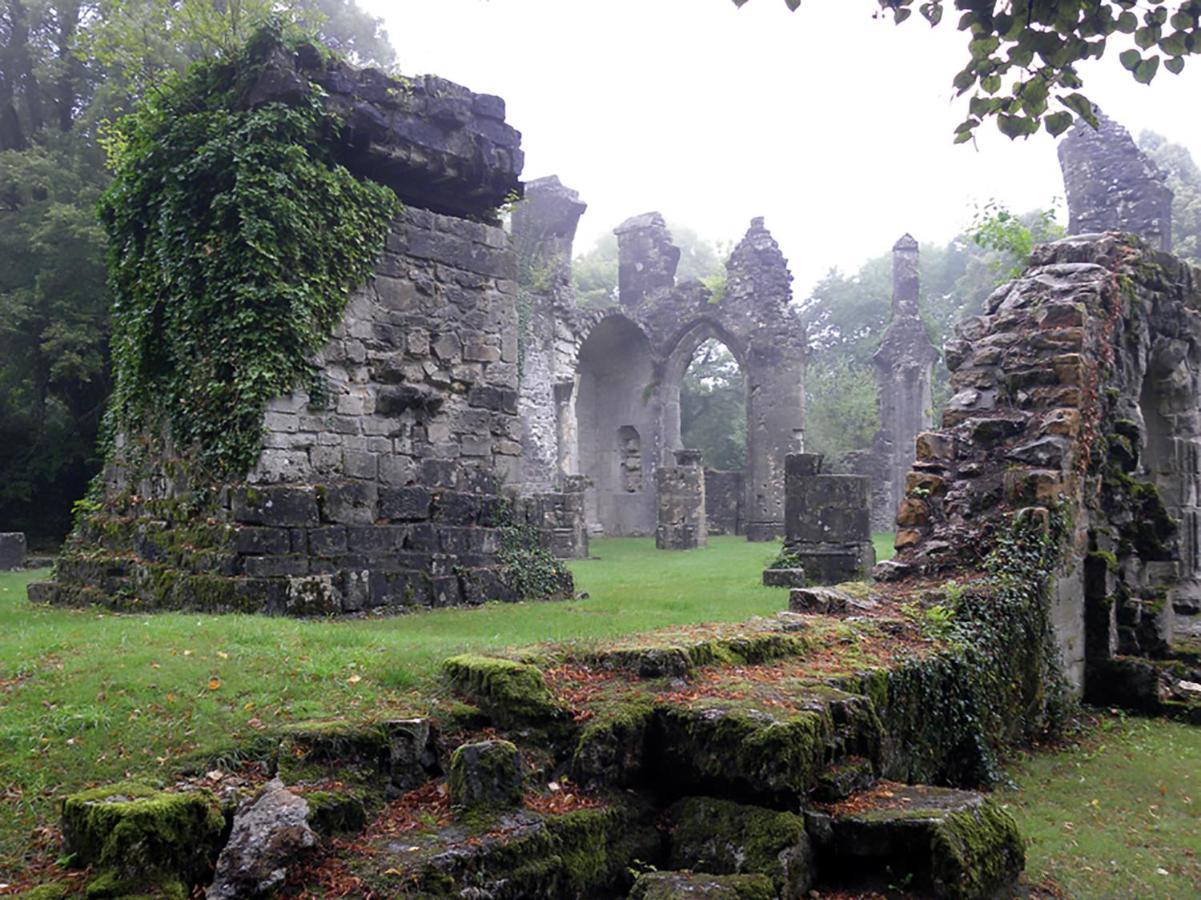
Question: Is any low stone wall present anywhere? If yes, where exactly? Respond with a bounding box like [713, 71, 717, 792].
[776, 453, 874, 585]
[656, 450, 707, 550]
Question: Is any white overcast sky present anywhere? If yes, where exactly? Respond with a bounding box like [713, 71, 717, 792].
[360, 0, 1201, 295]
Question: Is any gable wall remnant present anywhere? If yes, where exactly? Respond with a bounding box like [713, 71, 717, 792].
[513, 197, 806, 542]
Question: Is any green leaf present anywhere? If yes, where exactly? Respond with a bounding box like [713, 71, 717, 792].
[920, 2, 943, 26]
[1135, 25, 1161, 49]
[895, 7, 912, 23]
[1044, 111, 1073, 136]
[1119, 48, 1143, 70]
[1166, 55, 1186, 73]
[784, 0, 801, 10]
[1059, 91, 1097, 125]
[1116, 11, 1138, 33]
[1134, 55, 1161, 83]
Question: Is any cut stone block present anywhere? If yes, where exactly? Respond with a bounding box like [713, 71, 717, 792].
[762, 567, 806, 588]
[0, 532, 26, 570]
[666, 796, 814, 896]
[808, 783, 1024, 899]
[448, 739, 523, 810]
[60, 781, 224, 895]
[629, 871, 775, 899]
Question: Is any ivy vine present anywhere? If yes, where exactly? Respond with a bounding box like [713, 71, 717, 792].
[99, 24, 400, 477]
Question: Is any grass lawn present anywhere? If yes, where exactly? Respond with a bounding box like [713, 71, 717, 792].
[1003, 713, 1201, 897]
[3, 536, 1201, 896]
[872, 531, 895, 562]
[0, 536, 784, 876]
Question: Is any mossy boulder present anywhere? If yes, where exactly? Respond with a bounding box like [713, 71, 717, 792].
[275, 717, 437, 789]
[441, 654, 564, 727]
[570, 700, 655, 787]
[812, 783, 1024, 899]
[448, 739, 524, 811]
[60, 781, 224, 895]
[629, 871, 776, 900]
[667, 796, 814, 896]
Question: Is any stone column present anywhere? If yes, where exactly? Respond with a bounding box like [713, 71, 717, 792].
[511, 176, 587, 492]
[725, 218, 803, 541]
[656, 449, 708, 550]
[614, 213, 680, 307]
[870, 235, 939, 532]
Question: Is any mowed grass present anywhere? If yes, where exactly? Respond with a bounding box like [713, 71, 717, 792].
[0, 536, 784, 876]
[1003, 713, 1201, 897]
[872, 531, 895, 562]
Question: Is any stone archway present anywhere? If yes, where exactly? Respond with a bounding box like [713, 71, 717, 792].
[575, 313, 659, 536]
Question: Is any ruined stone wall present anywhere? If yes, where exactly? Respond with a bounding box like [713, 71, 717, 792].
[882, 234, 1201, 691]
[513, 201, 804, 543]
[30, 47, 579, 614]
[780, 453, 873, 585]
[656, 450, 707, 550]
[1058, 112, 1173, 252]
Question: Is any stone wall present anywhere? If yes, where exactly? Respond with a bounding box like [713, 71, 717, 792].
[0, 532, 25, 570]
[1058, 112, 1173, 252]
[704, 469, 745, 535]
[30, 46, 578, 615]
[881, 233, 1201, 691]
[513, 202, 805, 542]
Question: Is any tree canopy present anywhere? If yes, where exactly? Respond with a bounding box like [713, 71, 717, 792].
[738, 0, 1201, 140]
[0, 0, 393, 541]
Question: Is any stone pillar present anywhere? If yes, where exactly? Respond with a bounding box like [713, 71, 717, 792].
[726, 218, 803, 541]
[512, 176, 587, 492]
[0, 533, 26, 570]
[870, 235, 939, 532]
[615, 213, 680, 306]
[656, 449, 707, 550]
[1058, 111, 1173, 251]
[773, 453, 874, 585]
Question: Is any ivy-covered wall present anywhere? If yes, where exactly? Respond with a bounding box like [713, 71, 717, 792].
[29, 30, 575, 615]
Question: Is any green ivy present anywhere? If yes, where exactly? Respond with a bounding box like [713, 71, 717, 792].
[99, 24, 400, 477]
[496, 502, 571, 600]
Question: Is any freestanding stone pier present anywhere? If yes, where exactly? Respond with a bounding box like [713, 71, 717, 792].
[656, 449, 707, 550]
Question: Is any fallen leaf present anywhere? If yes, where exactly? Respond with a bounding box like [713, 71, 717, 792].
[208, 677, 221, 691]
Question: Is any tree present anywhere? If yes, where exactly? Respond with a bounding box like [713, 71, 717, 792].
[0, 0, 394, 541]
[1140, 129, 1201, 262]
[738, 0, 1201, 140]
[681, 339, 747, 471]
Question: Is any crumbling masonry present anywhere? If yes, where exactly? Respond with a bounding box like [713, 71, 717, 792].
[511, 186, 806, 543]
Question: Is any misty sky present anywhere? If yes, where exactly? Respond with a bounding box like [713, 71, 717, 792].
[361, 0, 1201, 295]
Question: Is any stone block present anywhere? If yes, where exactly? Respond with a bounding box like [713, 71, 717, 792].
[447, 739, 523, 811]
[762, 567, 807, 588]
[232, 487, 319, 527]
[321, 481, 378, 525]
[1, 532, 28, 570]
[380, 486, 433, 521]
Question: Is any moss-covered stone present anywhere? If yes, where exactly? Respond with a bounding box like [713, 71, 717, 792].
[448, 739, 523, 811]
[667, 796, 814, 896]
[300, 788, 369, 835]
[275, 719, 392, 784]
[815, 784, 1024, 900]
[13, 884, 71, 900]
[589, 630, 809, 679]
[629, 871, 776, 900]
[60, 781, 224, 894]
[441, 654, 564, 726]
[570, 699, 655, 787]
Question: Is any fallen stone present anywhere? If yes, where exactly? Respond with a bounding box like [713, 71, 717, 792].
[789, 586, 877, 615]
[448, 739, 523, 810]
[629, 871, 775, 899]
[207, 778, 316, 899]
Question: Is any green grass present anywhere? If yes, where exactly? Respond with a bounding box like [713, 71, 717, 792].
[1003, 713, 1201, 897]
[0, 536, 784, 875]
[872, 531, 895, 562]
[5, 540, 1201, 896]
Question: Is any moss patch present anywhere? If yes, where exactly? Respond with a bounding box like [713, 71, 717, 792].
[60, 781, 223, 893]
[441, 654, 564, 727]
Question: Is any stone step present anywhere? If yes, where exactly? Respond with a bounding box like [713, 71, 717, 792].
[805, 782, 1024, 899]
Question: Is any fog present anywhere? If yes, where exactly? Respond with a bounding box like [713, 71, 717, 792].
[363, 0, 1201, 293]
